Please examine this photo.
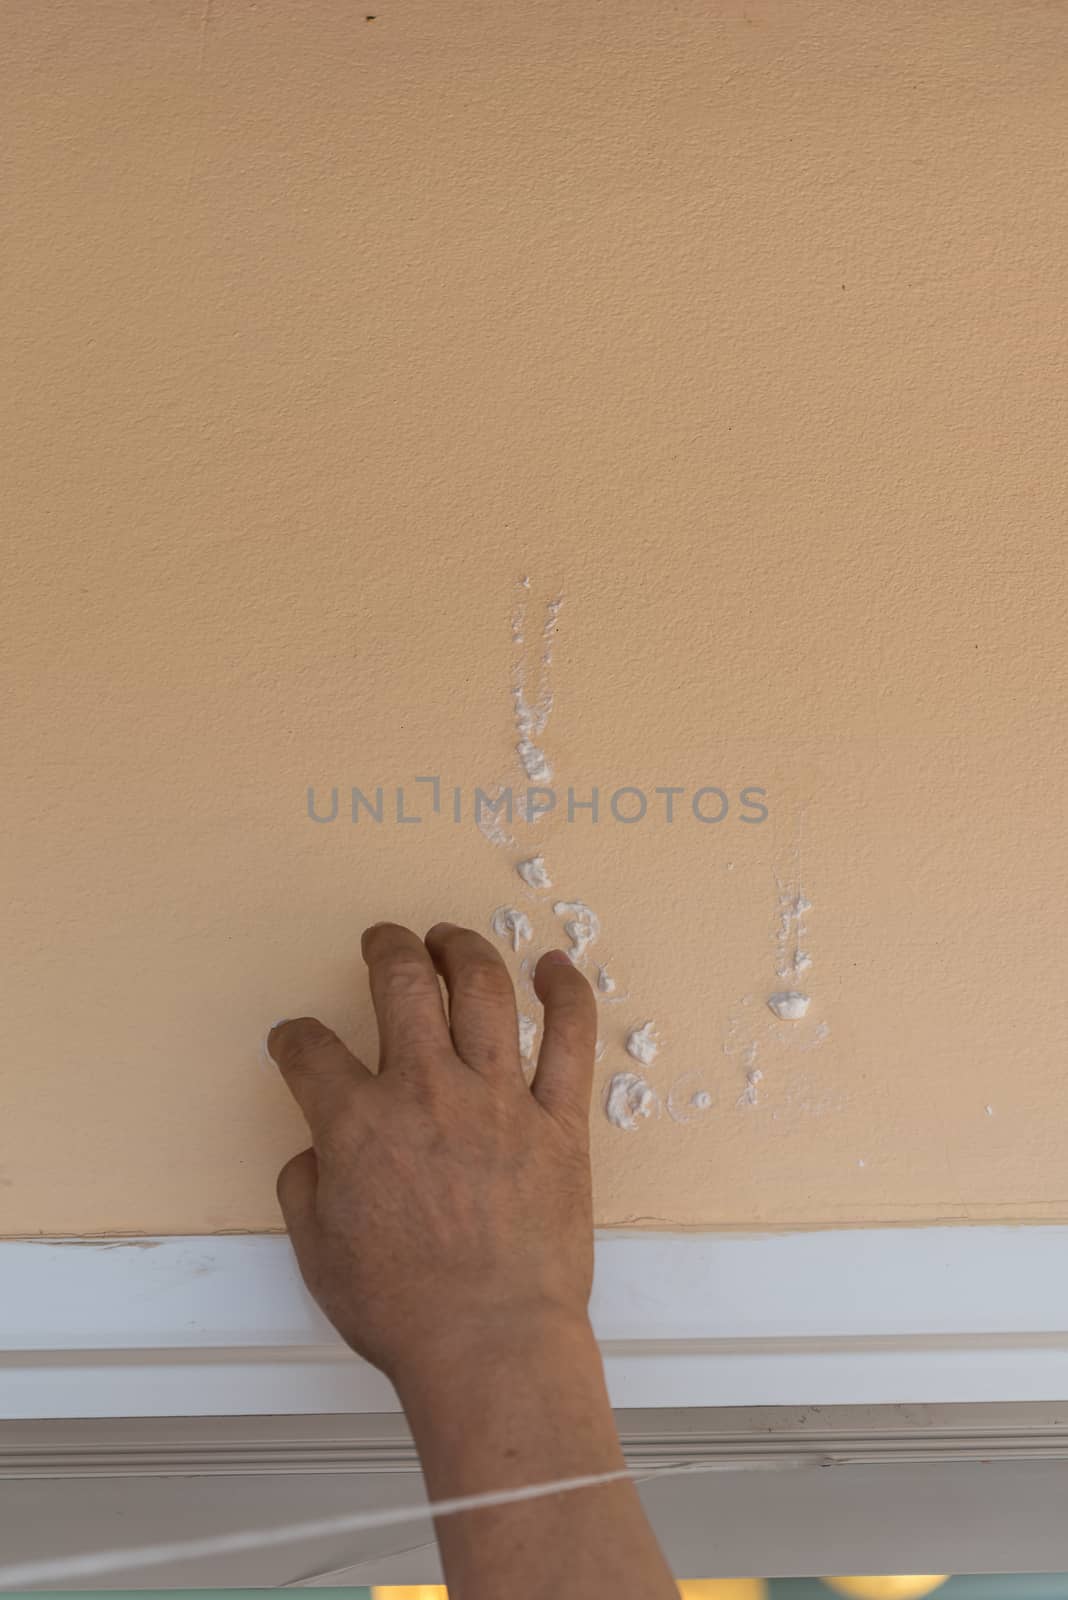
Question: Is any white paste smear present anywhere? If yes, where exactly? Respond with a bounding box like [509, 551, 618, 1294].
[800, 1020, 830, 1052]
[738, 1067, 764, 1106]
[605, 1072, 660, 1131]
[491, 907, 533, 952]
[476, 787, 516, 849]
[553, 899, 600, 964]
[625, 1020, 659, 1065]
[516, 955, 538, 1002]
[512, 586, 561, 785]
[494, 584, 663, 1134]
[775, 884, 814, 980]
[476, 581, 561, 851]
[767, 991, 810, 1020]
[665, 1069, 712, 1124]
[518, 1014, 537, 1060]
[516, 740, 552, 782]
[516, 855, 552, 890]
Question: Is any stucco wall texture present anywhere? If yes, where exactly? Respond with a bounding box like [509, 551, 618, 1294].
[3, 0, 1066, 1234]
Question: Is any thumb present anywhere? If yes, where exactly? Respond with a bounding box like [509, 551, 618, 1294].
[530, 950, 597, 1127]
[275, 1146, 321, 1261]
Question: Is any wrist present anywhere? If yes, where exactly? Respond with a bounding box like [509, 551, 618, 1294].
[389, 1302, 600, 1410]
[392, 1305, 626, 1504]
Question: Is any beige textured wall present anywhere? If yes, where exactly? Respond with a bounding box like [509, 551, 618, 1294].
[3, 0, 1066, 1235]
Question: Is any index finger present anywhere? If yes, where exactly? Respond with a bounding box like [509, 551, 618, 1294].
[266, 1016, 370, 1143]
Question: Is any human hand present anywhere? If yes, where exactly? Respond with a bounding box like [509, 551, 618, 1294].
[267, 921, 598, 1388]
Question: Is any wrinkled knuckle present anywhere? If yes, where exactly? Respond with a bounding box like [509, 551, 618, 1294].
[457, 953, 512, 1003]
[381, 954, 434, 998]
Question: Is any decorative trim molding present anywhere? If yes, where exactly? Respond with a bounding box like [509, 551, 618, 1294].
[6, 1403, 1068, 1478]
[3, 1227, 1068, 1418]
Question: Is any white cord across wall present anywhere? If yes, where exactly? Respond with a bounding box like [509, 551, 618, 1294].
[0, 1456, 805, 1589]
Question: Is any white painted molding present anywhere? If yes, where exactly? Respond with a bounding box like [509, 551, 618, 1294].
[7, 1409, 1068, 1584]
[6, 1404, 1068, 1479]
[2, 1227, 1068, 1418]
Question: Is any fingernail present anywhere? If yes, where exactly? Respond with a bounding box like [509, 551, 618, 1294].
[262, 1018, 291, 1066]
[544, 949, 572, 966]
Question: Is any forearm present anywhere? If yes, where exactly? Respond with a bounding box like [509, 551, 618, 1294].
[393, 1312, 677, 1600]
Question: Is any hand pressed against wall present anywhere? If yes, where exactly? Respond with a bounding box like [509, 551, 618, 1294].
[266, 920, 679, 1600]
[267, 921, 598, 1386]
